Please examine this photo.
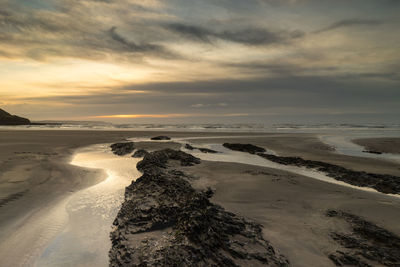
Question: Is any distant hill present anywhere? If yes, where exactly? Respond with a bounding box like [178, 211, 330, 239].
[0, 108, 31, 125]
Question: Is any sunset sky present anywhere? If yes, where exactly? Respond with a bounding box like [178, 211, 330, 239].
[0, 0, 399, 123]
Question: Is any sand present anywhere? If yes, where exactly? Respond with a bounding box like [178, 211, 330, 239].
[0, 130, 258, 266]
[1, 130, 399, 266]
[136, 135, 400, 266]
[186, 134, 400, 176]
[353, 137, 400, 154]
[180, 161, 400, 266]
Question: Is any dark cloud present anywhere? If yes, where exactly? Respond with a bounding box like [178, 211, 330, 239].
[315, 19, 384, 33]
[164, 23, 211, 42]
[164, 23, 304, 46]
[108, 26, 170, 55]
[0, 2, 180, 60]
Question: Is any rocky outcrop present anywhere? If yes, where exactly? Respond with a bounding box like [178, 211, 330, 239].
[258, 154, 400, 194]
[109, 149, 290, 267]
[131, 149, 149, 158]
[111, 142, 135, 156]
[151, 136, 171, 140]
[0, 108, 30, 125]
[223, 143, 266, 154]
[326, 210, 400, 266]
[222, 142, 400, 194]
[136, 149, 201, 172]
[185, 144, 218, 153]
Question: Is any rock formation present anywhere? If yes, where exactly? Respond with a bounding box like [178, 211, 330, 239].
[326, 210, 400, 266]
[111, 142, 135, 156]
[132, 149, 149, 158]
[0, 108, 30, 125]
[223, 143, 266, 154]
[109, 148, 289, 266]
[223, 142, 400, 194]
[185, 144, 218, 153]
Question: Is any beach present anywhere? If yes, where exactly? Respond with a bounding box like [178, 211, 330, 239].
[0, 129, 399, 266]
[353, 137, 400, 155]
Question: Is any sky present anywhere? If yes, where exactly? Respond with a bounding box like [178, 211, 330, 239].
[0, 0, 399, 124]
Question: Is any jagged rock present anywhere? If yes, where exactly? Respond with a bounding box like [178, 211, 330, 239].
[111, 142, 135, 156]
[223, 143, 266, 154]
[109, 149, 290, 267]
[136, 148, 201, 173]
[326, 210, 400, 266]
[151, 136, 171, 140]
[132, 149, 148, 158]
[0, 108, 30, 125]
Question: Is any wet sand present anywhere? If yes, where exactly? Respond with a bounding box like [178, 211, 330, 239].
[1, 130, 399, 266]
[353, 137, 400, 154]
[186, 134, 400, 176]
[0, 130, 258, 266]
[180, 160, 400, 266]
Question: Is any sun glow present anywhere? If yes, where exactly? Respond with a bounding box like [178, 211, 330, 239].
[93, 113, 249, 119]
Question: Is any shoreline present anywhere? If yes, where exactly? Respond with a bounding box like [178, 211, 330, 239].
[1, 130, 400, 266]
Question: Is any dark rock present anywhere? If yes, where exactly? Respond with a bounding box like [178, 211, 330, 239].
[110, 142, 135, 156]
[198, 148, 218, 153]
[109, 149, 290, 266]
[150, 136, 171, 140]
[257, 153, 400, 195]
[0, 108, 30, 125]
[185, 144, 195, 150]
[185, 143, 218, 153]
[326, 210, 400, 267]
[363, 150, 383, 155]
[136, 148, 201, 173]
[132, 149, 148, 158]
[225, 142, 400, 194]
[329, 251, 370, 267]
[223, 143, 266, 154]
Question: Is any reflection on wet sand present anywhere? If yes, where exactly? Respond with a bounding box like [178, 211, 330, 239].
[37, 144, 141, 267]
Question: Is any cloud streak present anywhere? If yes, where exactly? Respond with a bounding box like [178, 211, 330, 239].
[315, 19, 384, 33]
[164, 23, 304, 46]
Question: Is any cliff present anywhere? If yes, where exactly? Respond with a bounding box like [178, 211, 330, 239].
[0, 109, 30, 125]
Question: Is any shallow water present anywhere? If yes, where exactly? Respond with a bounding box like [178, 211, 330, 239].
[36, 144, 141, 267]
[319, 134, 400, 163]
[34, 133, 399, 265]
[180, 143, 385, 194]
[171, 138, 399, 198]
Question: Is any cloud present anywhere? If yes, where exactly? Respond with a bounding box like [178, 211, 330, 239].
[315, 19, 384, 33]
[164, 23, 304, 46]
[107, 26, 176, 58]
[0, 0, 178, 61]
